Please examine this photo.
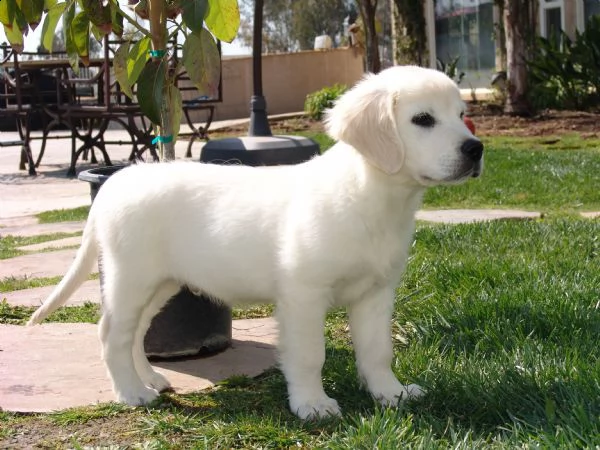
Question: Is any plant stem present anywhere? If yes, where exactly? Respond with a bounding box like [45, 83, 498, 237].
[119, 8, 151, 39]
[148, 0, 176, 161]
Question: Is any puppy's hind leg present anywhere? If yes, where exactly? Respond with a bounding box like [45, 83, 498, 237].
[133, 281, 181, 392]
[100, 273, 160, 406]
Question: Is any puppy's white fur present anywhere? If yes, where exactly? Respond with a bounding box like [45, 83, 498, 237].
[28, 66, 482, 420]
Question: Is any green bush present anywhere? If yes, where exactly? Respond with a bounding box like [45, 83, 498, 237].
[436, 56, 465, 85]
[304, 84, 348, 120]
[528, 16, 600, 110]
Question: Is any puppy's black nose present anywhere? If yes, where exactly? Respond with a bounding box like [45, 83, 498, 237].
[460, 138, 483, 162]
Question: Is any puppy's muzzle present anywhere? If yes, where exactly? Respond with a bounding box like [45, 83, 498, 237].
[460, 138, 484, 178]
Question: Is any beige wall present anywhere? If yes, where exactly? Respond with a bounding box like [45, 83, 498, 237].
[184, 48, 364, 122]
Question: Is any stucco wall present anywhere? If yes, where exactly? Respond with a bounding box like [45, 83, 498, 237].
[184, 48, 364, 122]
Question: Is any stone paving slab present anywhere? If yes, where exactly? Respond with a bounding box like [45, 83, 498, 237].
[416, 209, 541, 224]
[2, 279, 101, 307]
[0, 216, 39, 228]
[0, 220, 85, 238]
[0, 177, 92, 219]
[0, 248, 95, 279]
[17, 235, 83, 252]
[0, 318, 278, 413]
[581, 211, 600, 219]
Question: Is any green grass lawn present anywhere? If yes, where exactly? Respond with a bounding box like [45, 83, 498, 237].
[1, 133, 599, 447]
[424, 135, 600, 212]
[36, 206, 90, 224]
[2, 218, 599, 447]
[0, 300, 100, 325]
[0, 232, 82, 260]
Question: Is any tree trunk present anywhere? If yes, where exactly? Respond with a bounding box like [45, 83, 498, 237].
[494, 0, 507, 72]
[503, 0, 535, 116]
[358, 0, 381, 73]
[391, 0, 427, 66]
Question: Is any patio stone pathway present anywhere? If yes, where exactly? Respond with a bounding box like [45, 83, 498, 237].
[1, 320, 278, 412]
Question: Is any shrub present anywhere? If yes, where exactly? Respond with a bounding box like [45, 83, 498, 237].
[304, 84, 348, 120]
[528, 16, 600, 111]
[436, 56, 465, 85]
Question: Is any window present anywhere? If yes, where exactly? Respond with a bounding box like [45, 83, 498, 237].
[434, 0, 495, 88]
[539, 0, 565, 46]
[584, 0, 600, 19]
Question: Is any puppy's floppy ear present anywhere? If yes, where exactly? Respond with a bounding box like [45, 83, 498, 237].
[325, 76, 405, 174]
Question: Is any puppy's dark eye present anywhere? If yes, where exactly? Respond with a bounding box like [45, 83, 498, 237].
[411, 113, 435, 128]
[460, 111, 465, 119]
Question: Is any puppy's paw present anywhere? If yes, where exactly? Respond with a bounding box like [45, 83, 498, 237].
[290, 395, 342, 420]
[372, 382, 424, 407]
[116, 386, 159, 406]
[146, 371, 172, 392]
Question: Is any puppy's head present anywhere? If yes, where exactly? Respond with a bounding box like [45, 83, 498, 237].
[325, 65, 483, 185]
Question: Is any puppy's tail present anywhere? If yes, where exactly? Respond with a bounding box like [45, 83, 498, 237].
[27, 220, 98, 325]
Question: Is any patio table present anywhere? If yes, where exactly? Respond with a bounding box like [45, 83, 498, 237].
[1, 48, 160, 176]
[1, 36, 221, 176]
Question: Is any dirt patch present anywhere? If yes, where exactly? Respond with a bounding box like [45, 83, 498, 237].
[466, 104, 600, 138]
[1, 412, 147, 449]
[220, 107, 600, 140]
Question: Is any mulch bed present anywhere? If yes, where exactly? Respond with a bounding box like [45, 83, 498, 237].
[466, 104, 600, 138]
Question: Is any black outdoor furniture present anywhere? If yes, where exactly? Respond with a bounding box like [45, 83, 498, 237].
[0, 46, 47, 175]
[0, 35, 222, 177]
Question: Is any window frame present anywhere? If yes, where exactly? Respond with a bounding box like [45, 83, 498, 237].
[539, 0, 566, 38]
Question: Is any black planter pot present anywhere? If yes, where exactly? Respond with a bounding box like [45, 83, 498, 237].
[78, 165, 232, 359]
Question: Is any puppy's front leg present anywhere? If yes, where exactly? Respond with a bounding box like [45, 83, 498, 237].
[277, 288, 341, 420]
[348, 286, 423, 406]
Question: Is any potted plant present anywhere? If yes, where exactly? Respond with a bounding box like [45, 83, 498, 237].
[1, 0, 241, 357]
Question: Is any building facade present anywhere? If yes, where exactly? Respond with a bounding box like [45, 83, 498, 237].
[426, 0, 600, 87]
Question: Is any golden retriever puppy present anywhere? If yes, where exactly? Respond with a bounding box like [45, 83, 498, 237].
[29, 66, 483, 419]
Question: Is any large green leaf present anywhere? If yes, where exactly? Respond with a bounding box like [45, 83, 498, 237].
[81, 0, 111, 32]
[41, 2, 65, 51]
[63, 1, 79, 68]
[182, 0, 208, 34]
[20, 0, 44, 30]
[128, 37, 151, 87]
[113, 37, 151, 100]
[71, 11, 90, 62]
[0, 0, 16, 28]
[113, 41, 133, 99]
[90, 23, 104, 42]
[109, 1, 124, 37]
[3, 7, 28, 52]
[205, 0, 240, 43]
[4, 17, 23, 52]
[182, 29, 220, 97]
[13, 5, 28, 34]
[137, 59, 166, 125]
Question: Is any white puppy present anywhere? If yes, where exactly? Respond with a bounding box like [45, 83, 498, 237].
[28, 66, 483, 420]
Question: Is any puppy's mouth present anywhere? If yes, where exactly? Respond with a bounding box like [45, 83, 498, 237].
[453, 159, 483, 181]
[471, 160, 483, 178]
[421, 161, 482, 185]
[418, 159, 483, 186]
